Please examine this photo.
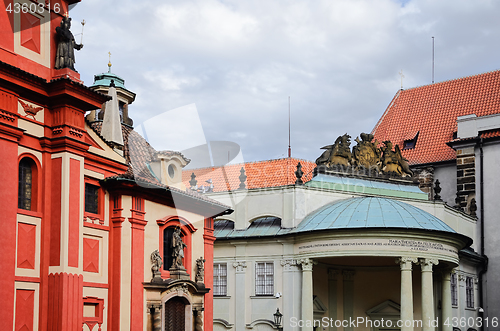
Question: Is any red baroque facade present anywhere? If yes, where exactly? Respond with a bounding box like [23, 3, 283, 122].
[0, 1, 231, 330]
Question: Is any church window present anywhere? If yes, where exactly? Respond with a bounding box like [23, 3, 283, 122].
[85, 183, 100, 214]
[255, 262, 274, 296]
[451, 273, 458, 306]
[214, 263, 227, 296]
[18, 158, 33, 210]
[466, 276, 474, 308]
[163, 227, 175, 270]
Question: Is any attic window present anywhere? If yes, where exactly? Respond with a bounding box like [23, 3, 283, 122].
[403, 131, 419, 150]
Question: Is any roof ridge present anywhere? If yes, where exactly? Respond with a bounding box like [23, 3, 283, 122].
[184, 157, 315, 171]
[402, 68, 500, 92]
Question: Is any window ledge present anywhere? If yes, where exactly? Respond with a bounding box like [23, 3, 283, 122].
[17, 209, 42, 218]
[214, 296, 231, 299]
[250, 296, 277, 299]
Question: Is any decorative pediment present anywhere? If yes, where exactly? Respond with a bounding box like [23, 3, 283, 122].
[366, 300, 400, 320]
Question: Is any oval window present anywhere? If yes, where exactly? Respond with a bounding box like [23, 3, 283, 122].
[168, 164, 175, 178]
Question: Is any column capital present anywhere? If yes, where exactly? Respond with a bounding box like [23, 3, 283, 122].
[298, 258, 314, 271]
[232, 261, 247, 273]
[418, 258, 439, 272]
[441, 269, 454, 281]
[328, 269, 339, 281]
[342, 270, 355, 281]
[280, 259, 298, 271]
[396, 257, 418, 270]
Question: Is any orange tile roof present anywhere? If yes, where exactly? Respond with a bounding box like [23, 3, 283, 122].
[481, 129, 500, 139]
[182, 158, 317, 192]
[372, 70, 500, 165]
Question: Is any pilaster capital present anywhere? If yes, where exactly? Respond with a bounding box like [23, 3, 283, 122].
[297, 258, 314, 271]
[232, 261, 247, 273]
[328, 269, 339, 281]
[342, 270, 355, 281]
[396, 256, 418, 271]
[418, 258, 439, 272]
[280, 259, 298, 271]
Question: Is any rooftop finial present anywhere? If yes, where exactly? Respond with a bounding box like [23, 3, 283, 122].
[108, 51, 112, 73]
[399, 69, 405, 90]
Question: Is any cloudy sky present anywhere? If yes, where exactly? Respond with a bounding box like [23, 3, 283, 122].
[69, 0, 500, 166]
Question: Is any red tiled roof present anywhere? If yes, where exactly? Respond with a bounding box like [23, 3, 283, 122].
[481, 129, 500, 139]
[182, 158, 317, 192]
[89, 121, 230, 209]
[372, 70, 500, 165]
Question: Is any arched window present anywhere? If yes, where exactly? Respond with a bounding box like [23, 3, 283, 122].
[18, 158, 34, 210]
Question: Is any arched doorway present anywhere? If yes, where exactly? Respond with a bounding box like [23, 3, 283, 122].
[164, 297, 187, 331]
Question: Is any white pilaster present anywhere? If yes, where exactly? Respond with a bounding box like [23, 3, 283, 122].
[298, 258, 314, 331]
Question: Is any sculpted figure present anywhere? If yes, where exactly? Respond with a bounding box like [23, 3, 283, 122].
[171, 226, 187, 269]
[151, 249, 163, 278]
[316, 134, 352, 168]
[352, 133, 381, 171]
[55, 16, 83, 70]
[195, 257, 205, 283]
[381, 141, 413, 177]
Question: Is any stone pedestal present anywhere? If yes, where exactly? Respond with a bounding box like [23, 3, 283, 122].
[169, 267, 190, 280]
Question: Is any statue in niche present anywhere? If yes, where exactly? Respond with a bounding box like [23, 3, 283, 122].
[55, 16, 83, 70]
[150, 249, 163, 279]
[352, 133, 381, 171]
[315, 134, 353, 168]
[195, 257, 205, 283]
[171, 226, 187, 269]
[381, 141, 413, 177]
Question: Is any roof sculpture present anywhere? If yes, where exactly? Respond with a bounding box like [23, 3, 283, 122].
[315, 133, 413, 178]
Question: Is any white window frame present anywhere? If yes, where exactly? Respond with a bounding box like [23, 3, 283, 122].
[213, 263, 227, 296]
[255, 262, 274, 296]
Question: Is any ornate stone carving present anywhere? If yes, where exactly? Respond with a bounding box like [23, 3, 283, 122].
[298, 258, 314, 271]
[151, 249, 163, 280]
[233, 261, 247, 272]
[239, 167, 247, 190]
[433, 179, 442, 200]
[328, 269, 339, 280]
[418, 258, 439, 271]
[396, 257, 418, 271]
[316, 134, 353, 168]
[280, 259, 298, 271]
[381, 141, 413, 177]
[342, 270, 355, 281]
[352, 133, 381, 171]
[195, 257, 205, 283]
[19, 100, 43, 120]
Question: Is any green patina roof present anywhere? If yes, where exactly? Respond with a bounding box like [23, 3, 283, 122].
[292, 197, 455, 233]
[92, 70, 127, 89]
[305, 174, 428, 200]
[215, 197, 455, 239]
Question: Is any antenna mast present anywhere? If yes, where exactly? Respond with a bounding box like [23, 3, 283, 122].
[288, 96, 291, 158]
[432, 36, 435, 84]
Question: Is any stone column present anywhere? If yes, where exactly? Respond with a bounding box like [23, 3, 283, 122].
[419, 258, 439, 331]
[342, 270, 355, 331]
[147, 303, 162, 331]
[298, 258, 314, 331]
[397, 257, 418, 331]
[233, 261, 247, 331]
[328, 270, 339, 331]
[441, 270, 453, 331]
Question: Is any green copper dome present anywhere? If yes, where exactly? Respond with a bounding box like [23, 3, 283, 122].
[92, 69, 127, 89]
[292, 197, 456, 233]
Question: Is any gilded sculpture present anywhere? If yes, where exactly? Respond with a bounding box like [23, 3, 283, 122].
[315, 134, 353, 168]
[380, 141, 413, 177]
[352, 133, 381, 171]
[316, 133, 414, 178]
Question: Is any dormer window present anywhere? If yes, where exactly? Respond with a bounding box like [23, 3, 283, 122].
[403, 131, 419, 150]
